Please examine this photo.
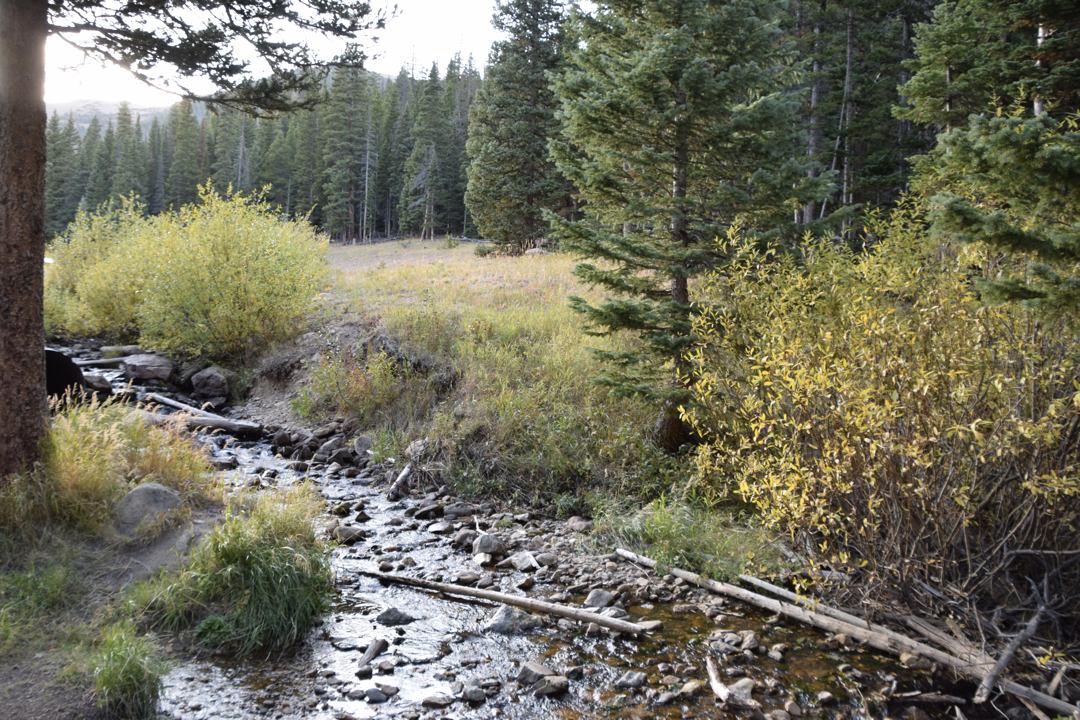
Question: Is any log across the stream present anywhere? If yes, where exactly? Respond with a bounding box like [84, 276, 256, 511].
[359, 570, 656, 636]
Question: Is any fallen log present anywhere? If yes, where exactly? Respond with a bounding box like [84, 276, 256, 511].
[73, 355, 134, 367]
[614, 548, 1079, 718]
[358, 570, 653, 636]
[706, 656, 761, 710]
[974, 605, 1044, 703]
[357, 638, 389, 667]
[146, 392, 221, 418]
[136, 409, 263, 438]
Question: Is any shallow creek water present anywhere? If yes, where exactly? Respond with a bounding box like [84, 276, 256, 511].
[152, 436, 954, 720]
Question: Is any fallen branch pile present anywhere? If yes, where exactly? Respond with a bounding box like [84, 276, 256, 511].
[614, 548, 1079, 718]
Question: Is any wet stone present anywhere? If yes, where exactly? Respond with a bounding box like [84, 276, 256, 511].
[614, 671, 647, 689]
[376, 608, 415, 626]
[485, 605, 542, 635]
[365, 688, 387, 703]
[472, 534, 505, 556]
[583, 589, 616, 608]
[533, 675, 568, 697]
[785, 700, 803, 717]
[516, 661, 554, 685]
[817, 691, 836, 705]
[422, 694, 455, 708]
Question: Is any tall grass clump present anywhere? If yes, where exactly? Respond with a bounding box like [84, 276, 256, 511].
[687, 200, 1080, 614]
[0, 395, 216, 537]
[0, 560, 83, 655]
[91, 620, 165, 719]
[139, 485, 331, 656]
[45, 187, 327, 360]
[595, 496, 785, 580]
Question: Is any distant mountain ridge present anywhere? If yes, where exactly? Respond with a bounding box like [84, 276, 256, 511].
[45, 99, 204, 137]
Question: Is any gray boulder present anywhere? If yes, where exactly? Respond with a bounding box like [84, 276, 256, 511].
[114, 482, 182, 535]
[484, 605, 542, 635]
[123, 354, 176, 383]
[614, 671, 647, 689]
[191, 366, 231, 400]
[516, 661, 554, 685]
[472, 534, 505, 556]
[376, 608, 415, 626]
[533, 675, 568, 697]
[583, 589, 616, 608]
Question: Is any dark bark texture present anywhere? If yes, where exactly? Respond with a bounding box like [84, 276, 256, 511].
[0, 0, 48, 478]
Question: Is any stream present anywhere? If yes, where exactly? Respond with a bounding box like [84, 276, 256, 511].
[71, 349, 972, 720]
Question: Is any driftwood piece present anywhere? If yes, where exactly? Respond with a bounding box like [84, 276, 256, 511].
[358, 570, 651, 635]
[136, 409, 263, 438]
[706, 656, 761, 710]
[357, 638, 389, 667]
[73, 356, 134, 367]
[974, 605, 1044, 703]
[614, 548, 1080, 719]
[387, 465, 411, 501]
[146, 392, 220, 418]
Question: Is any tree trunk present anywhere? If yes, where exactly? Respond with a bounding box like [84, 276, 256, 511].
[804, 0, 825, 224]
[0, 0, 48, 479]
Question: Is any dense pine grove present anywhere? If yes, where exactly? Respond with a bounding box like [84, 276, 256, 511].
[43, 0, 949, 245]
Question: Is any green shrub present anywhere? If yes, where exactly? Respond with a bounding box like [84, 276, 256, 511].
[92, 620, 165, 719]
[45, 187, 327, 360]
[141, 485, 332, 656]
[687, 201, 1080, 611]
[0, 560, 83, 655]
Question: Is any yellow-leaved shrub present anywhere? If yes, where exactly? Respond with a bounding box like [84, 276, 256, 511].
[46, 187, 327, 359]
[687, 201, 1080, 612]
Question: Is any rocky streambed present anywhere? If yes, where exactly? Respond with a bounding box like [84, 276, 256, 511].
[52, 343, 974, 720]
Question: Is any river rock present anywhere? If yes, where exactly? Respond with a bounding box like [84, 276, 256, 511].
[114, 482, 182, 535]
[533, 675, 568, 697]
[191, 366, 230, 400]
[333, 526, 366, 545]
[535, 552, 559, 567]
[462, 685, 486, 703]
[365, 688, 387, 703]
[583, 589, 616, 608]
[453, 529, 479, 548]
[516, 661, 554, 685]
[731, 678, 757, 696]
[485, 605, 542, 635]
[82, 373, 113, 394]
[766, 711, 792, 720]
[317, 435, 344, 456]
[454, 571, 480, 586]
[566, 516, 594, 533]
[614, 671, 647, 689]
[784, 700, 803, 717]
[680, 680, 705, 697]
[422, 694, 455, 708]
[472, 534, 505, 556]
[376, 608, 415, 626]
[353, 434, 373, 456]
[656, 691, 679, 705]
[817, 691, 835, 705]
[272, 429, 292, 447]
[507, 551, 539, 572]
[415, 499, 443, 520]
[123, 354, 175, 383]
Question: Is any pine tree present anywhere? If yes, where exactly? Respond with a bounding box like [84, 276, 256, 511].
[85, 120, 116, 210]
[68, 115, 102, 214]
[551, 0, 832, 450]
[466, 0, 566, 252]
[147, 116, 167, 214]
[110, 102, 146, 204]
[259, 118, 296, 214]
[290, 107, 325, 225]
[44, 112, 79, 236]
[399, 63, 448, 239]
[901, 0, 1080, 315]
[322, 66, 377, 242]
[212, 108, 256, 192]
[165, 100, 202, 209]
[377, 70, 416, 236]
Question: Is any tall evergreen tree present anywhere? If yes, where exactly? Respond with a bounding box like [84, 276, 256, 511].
[68, 115, 102, 214]
[290, 107, 326, 225]
[400, 63, 448, 239]
[323, 65, 377, 242]
[165, 100, 202, 208]
[110, 102, 146, 204]
[44, 112, 79, 236]
[85, 120, 116, 209]
[147, 116, 167, 214]
[551, 0, 832, 450]
[466, 0, 566, 252]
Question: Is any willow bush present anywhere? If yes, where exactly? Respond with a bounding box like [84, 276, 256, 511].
[687, 201, 1080, 614]
[46, 187, 327, 360]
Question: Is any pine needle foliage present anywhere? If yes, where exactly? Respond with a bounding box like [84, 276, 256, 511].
[550, 0, 833, 449]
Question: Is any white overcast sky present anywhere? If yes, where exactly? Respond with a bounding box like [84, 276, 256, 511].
[45, 0, 506, 105]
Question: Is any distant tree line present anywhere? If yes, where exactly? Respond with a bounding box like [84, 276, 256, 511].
[45, 56, 483, 242]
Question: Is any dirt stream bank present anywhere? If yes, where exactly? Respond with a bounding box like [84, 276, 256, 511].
[0, 338, 1030, 720]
